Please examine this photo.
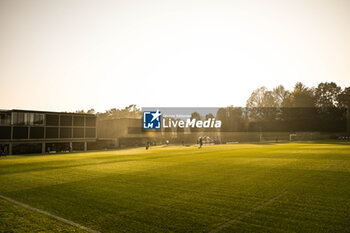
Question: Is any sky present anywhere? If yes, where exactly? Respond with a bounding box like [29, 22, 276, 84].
[0, 0, 349, 112]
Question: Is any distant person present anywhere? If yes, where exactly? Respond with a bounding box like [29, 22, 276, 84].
[199, 137, 203, 149]
[146, 141, 149, 150]
[166, 140, 169, 146]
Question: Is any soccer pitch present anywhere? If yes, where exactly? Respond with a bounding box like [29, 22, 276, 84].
[0, 142, 350, 232]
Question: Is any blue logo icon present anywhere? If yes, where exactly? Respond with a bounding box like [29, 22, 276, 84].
[143, 110, 161, 129]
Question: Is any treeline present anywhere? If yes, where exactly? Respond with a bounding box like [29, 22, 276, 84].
[216, 82, 350, 132]
[76, 104, 142, 120]
[246, 82, 350, 108]
[77, 82, 349, 133]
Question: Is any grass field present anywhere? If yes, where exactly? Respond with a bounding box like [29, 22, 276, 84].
[0, 142, 350, 232]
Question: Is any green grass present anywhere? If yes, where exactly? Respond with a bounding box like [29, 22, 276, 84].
[0, 198, 85, 233]
[0, 142, 350, 232]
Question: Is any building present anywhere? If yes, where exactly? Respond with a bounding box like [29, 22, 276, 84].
[0, 109, 96, 155]
[97, 118, 146, 148]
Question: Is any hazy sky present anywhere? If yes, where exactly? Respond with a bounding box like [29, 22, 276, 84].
[1, 0, 349, 112]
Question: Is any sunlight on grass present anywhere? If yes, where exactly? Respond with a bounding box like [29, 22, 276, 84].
[0, 142, 349, 232]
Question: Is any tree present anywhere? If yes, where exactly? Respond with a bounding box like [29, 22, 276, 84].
[190, 112, 201, 132]
[205, 113, 214, 120]
[315, 82, 341, 108]
[243, 82, 347, 133]
[97, 104, 142, 120]
[338, 87, 350, 109]
[272, 85, 291, 107]
[246, 87, 268, 108]
[216, 108, 228, 132]
[215, 106, 246, 132]
[338, 87, 350, 133]
[216, 108, 226, 119]
[288, 82, 316, 107]
[228, 107, 245, 131]
[87, 108, 96, 114]
[190, 112, 201, 120]
[246, 87, 279, 121]
[75, 109, 85, 113]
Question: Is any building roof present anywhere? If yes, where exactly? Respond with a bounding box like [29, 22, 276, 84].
[0, 109, 95, 116]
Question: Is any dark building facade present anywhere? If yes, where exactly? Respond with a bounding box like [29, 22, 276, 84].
[0, 109, 96, 155]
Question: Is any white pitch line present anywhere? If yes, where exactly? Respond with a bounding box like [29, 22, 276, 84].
[0, 195, 101, 233]
[209, 160, 344, 233]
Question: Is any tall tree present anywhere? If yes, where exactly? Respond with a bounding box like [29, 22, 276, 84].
[246, 87, 279, 121]
[315, 82, 341, 108]
[216, 108, 229, 132]
[215, 106, 245, 132]
[338, 87, 350, 108]
[246, 87, 268, 108]
[272, 85, 291, 107]
[190, 112, 201, 132]
[190, 112, 201, 120]
[205, 113, 214, 120]
[289, 82, 316, 107]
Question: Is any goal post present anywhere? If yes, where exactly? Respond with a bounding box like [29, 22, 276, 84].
[289, 133, 297, 141]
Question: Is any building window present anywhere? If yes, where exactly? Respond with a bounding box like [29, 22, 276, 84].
[60, 127, 72, 138]
[13, 127, 29, 139]
[73, 116, 84, 126]
[60, 115, 72, 126]
[46, 114, 59, 126]
[30, 127, 44, 139]
[0, 126, 11, 139]
[85, 117, 96, 127]
[12, 112, 26, 125]
[12, 112, 44, 126]
[73, 128, 84, 138]
[85, 128, 96, 138]
[29, 113, 44, 125]
[0, 112, 11, 125]
[46, 127, 59, 138]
